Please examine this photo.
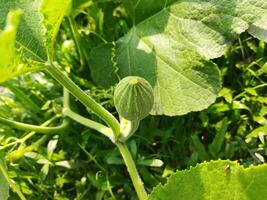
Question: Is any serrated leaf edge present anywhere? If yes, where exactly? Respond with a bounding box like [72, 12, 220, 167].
[148, 159, 267, 197]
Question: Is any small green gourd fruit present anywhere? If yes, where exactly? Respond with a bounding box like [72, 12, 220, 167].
[114, 76, 154, 121]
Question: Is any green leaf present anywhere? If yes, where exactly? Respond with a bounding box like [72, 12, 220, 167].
[0, 0, 47, 61]
[0, 10, 44, 83]
[40, 0, 72, 59]
[90, 43, 120, 86]
[208, 117, 228, 157]
[249, 14, 267, 42]
[0, 153, 9, 200]
[0, 0, 71, 83]
[246, 125, 267, 139]
[122, 0, 176, 24]
[90, 0, 267, 116]
[47, 135, 59, 160]
[191, 134, 210, 161]
[148, 160, 267, 200]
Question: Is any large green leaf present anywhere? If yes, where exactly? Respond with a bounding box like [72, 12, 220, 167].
[148, 160, 267, 200]
[90, 0, 267, 116]
[0, 10, 43, 83]
[0, 0, 47, 61]
[0, 153, 9, 200]
[0, 0, 71, 83]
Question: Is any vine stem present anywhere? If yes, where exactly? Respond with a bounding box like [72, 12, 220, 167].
[63, 88, 116, 142]
[116, 142, 148, 200]
[63, 109, 115, 142]
[46, 63, 121, 138]
[0, 116, 69, 134]
[63, 90, 146, 198]
[0, 116, 59, 151]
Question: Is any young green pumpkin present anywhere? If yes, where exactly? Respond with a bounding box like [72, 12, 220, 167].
[114, 76, 154, 121]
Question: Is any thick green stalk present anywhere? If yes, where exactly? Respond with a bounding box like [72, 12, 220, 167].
[116, 142, 148, 200]
[46, 63, 120, 137]
[0, 117, 69, 134]
[63, 88, 115, 142]
[63, 87, 70, 108]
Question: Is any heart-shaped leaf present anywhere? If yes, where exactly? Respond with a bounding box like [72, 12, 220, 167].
[90, 0, 267, 116]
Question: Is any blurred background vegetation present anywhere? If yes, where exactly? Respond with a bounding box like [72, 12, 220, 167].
[0, 0, 266, 199]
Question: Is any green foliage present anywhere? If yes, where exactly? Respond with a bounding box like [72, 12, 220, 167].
[247, 125, 267, 139]
[114, 76, 154, 121]
[90, 0, 267, 116]
[148, 160, 267, 200]
[0, 0, 266, 199]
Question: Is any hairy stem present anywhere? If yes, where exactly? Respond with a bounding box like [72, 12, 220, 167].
[46, 63, 121, 138]
[116, 142, 147, 200]
[63, 87, 70, 109]
[63, 89, 115, 142]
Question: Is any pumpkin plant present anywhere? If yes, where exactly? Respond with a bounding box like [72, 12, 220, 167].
[0, 0, 267, 199]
